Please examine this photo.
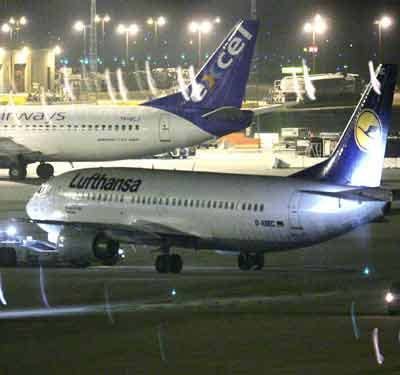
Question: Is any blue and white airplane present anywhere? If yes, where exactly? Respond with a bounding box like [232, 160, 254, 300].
[7, 64, 398, 272]
[0, 20, 259, 180]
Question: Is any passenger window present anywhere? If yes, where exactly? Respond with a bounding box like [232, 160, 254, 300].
[248, 204, 252, 211]
[128, 125, 133, 131]
[254, 204, 258, 212]
[260, 204, 264, 212]
[165, 198, 169, 206]
[178, 199, 182, 206]
[242, 203, 246, 210]
[135, 125, 140, 131]
[115, 125, 119, 131]
[142, 196, 146, 204]
[184, 199, 188, 207]
[102, 125, 106, 130]
[120, 195, 124, 203]
[153, 197, 157, 205]
[190, 200, 194, 207]
[172, 198, 176, 206]
[195, 200, 200, 208]
[122, 125, 126, 131]
[98, 193, 102, 201]
[230, 202, 235, 210]
[213, 201, 217, 209]
[207, 201, 211, 209]
[159, 197, 163, 205]
[218, 201, 223, 209]
[147, 197, 152, 205]
[108, 125, 112, 130]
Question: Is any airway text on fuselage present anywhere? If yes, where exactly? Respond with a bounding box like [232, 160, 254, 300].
[69, 173, 142, 192]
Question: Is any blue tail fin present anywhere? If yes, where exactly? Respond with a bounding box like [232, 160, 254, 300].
[143, 19, 259, 111]
[293, 64, 397, 187]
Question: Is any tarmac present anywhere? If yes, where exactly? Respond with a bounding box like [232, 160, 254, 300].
[1, 152, 400, 374]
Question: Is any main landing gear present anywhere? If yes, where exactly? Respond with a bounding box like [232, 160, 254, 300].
[9, 164, 27, 180]
[36, 163, 54, 180]
[155, 252, 183, 274]
[8, 162, 54, 180]
[238, 252, 264, 271]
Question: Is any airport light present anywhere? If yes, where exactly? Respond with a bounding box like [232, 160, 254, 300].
[2, 16, 27, 42]
[117, 23, 140, 68]
[54, 45, 62, 55]
[147, 16, 166, 61]
[303, 14, 327, 73]
[96, 14, 111, 49]
[189, 20, 213, 67]
[374, 16, 393, 62]
[74, 21, 87, 58]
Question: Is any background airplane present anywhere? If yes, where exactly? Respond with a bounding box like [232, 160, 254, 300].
[0, 19, 258, 180]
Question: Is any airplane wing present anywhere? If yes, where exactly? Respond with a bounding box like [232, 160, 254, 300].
[0, 137, 41, 162]
[15, 218, 199, 248]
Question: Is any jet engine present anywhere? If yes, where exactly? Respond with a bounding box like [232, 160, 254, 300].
[57, 229, 120, 266]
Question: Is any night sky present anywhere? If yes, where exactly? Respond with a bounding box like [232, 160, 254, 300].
[1, 0, 399, 81]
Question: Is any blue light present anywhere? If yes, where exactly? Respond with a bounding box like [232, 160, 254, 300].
[362, 266, 371, 276]
[171, 288, 176, 297]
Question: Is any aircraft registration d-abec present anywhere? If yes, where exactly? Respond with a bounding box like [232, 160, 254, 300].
[0, 19, 259, 180]
[15, 64, 397, 273]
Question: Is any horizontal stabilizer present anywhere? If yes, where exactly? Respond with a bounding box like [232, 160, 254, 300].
[202, 107, 254, 122]
[299, 188, 393, 202]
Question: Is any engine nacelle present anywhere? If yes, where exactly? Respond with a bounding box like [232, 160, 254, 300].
[57, 229, 120, 265]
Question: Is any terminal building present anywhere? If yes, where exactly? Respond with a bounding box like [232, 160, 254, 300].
[0, 47, 56, 94]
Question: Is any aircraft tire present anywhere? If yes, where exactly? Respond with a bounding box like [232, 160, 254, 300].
[238, 253, 251, 271]
[170, 254, 183, 274]
[155, 254, 170, 273]
[254, 253, 264, 270]
[0, 247, 17, 267]
[36, 163, 54, 179]
[9, 165, 27, 180]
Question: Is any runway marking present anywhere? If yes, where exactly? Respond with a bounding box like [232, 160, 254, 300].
[104, 284, 115, 325]
[372, 328, 384, 365]
[350, 301, 360, 340]
[39, 265, 50, 309]
[157, 323, 167, 362]
[0, 272, 7, 306]
[0, 290, 340, 320]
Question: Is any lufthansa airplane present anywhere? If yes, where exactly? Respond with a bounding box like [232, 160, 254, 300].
[10, 64, 398, 272]
[0, 20, 259, 180]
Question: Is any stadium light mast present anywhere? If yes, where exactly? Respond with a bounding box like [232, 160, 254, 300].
[89, 0, 98, 83]
[303, 14, 327, 73]
[374, 16, 393, 62]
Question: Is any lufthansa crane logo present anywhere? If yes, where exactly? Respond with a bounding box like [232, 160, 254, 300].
[354, 110, 382, 152]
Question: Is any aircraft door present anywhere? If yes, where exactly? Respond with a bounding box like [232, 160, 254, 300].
[288, 192, 305, 241]
[159, 114, 171, 142]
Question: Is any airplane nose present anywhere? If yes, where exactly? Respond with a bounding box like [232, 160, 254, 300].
[26, 197, 38, 219]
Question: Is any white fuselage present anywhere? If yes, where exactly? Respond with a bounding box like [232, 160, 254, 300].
[26, 168, 386, 254]
[0, 105, 210, 162]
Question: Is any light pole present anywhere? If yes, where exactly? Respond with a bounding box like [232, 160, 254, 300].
[2, 16, 27, 42]
[147, 16, 166, 61]
[74, 20, 87, 59]
[117, 23, 140, 68]
[95, 14, 111, 51]
[374, 16, 392, 62]
[303, 14, 327, 73]
[189, 20, 213, 68]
